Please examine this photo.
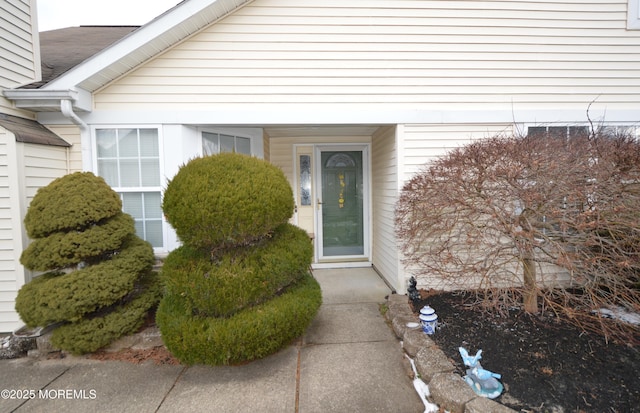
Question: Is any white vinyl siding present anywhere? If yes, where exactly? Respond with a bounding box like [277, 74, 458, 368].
[44, 125, 82, 173]
[23, 143, 69, 201]
[400, 124, 516, 183]
[95, 0, 640, 114]
[0, 0, 40, 117]
[0, 128, 23, 332]
[371, 126, 401, 291]
[0, 128, 68, 332]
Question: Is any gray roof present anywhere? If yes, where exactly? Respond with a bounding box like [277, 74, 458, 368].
[0, 113, 70, 147]
[23, 26, 139, 89]
[39, 0, 250, 93]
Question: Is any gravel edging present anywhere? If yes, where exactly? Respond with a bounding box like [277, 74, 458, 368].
[385, 294, 516, 413]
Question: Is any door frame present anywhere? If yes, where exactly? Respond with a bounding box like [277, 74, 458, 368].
[314, 144, 372, 265]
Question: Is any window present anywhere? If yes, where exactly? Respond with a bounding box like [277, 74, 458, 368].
[202, 132, 251, 156]
[527, 125, 639, 140]
[599, 125, 640, 140]
[96, 128, 163, 248]
[526, 125, 589, 140]
[523, 123, 639, 238]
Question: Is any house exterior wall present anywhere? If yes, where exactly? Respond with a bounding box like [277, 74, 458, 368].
[0, 124, 67, 332]
[397, 123, 518, 290]
[371, 125, 401, 291]
[0, 0, 40, 118]
[397, 123, 596, 292]
[0, 127, 24, 332]
[43, 125, 82, 173]
[22, 143, 69, 200]
[93, 0, 639, 122]
[33, 0, 639, 293]
[399, 124, 516, 182]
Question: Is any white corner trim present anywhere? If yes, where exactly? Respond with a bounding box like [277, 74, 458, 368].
[628, 0, 640, 29]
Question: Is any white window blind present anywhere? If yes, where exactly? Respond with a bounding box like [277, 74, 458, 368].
[202, 132, 251, 156]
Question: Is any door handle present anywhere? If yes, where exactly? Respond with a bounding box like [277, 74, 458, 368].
[317, 198, 322, 210]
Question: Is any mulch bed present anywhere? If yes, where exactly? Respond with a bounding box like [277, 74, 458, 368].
[413, 291, 640, 413]
[88, 309, 181, 366]
[89, 346, 180, 365]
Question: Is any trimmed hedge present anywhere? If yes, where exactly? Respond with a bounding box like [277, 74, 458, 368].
[156, 272, 321, 365]
[159, 154, 320, 365]
[20, 213, 135, 271]
[16, 171, 161, 355]
[162, 223, 313, 317]
[162, 153, 294, 251]
[24, 172, 122, 238]
[51, 271, 162, 355]
[16, 235, 155, 326]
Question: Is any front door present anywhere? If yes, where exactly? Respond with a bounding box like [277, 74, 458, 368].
[316, 146, 369, 261]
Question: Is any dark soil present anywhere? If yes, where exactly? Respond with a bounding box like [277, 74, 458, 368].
[413, 291, 640, 413]
[88, 308, 180, 366]
[89, 346, 180, 365]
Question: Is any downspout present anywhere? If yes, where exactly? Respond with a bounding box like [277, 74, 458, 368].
[60, 99, 92, 171]
[60, 99, 87, 130]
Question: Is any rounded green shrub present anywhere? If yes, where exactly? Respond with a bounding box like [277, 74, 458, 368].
[159, 154, 320, 365]
[51, 271, 162, 355]
[16, 236, 154, 326]
[162, 153, 294, 251]
[23, 172, 122, 238]
[20, 213, 135, 271]
[156, 272, 321, 365]
[162, 223, 313, 317]
[16, 171, 161, 354]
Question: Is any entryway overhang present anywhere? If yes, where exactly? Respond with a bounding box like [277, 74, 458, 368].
[263, 125, 383, 138]
[261, 124, 390, 271]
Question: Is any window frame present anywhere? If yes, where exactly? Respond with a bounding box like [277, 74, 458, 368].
[525, 124, 591, 140]
[199, 128, 253, 157]
[526, 124, 640, 140]
[92, 125, 166, 251]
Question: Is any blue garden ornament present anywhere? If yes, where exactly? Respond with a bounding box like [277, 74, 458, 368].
[458, 347, 504, 399]
[459, 347, 483, 367]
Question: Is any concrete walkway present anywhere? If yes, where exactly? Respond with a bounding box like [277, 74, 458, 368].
[0, 268, 423, 413]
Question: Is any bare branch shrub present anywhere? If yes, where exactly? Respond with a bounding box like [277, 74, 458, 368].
[395, 127, 640, 342]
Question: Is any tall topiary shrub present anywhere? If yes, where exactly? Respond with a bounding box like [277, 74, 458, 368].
[15, 172, 162, 354]
[157, 153, 321, 365]
[162, 154, 295, 252]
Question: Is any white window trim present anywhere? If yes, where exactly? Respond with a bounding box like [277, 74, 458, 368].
[91, 125, 167, 253]
[628, 0, 640, 29]
[198, 127, 255, 157]
[525, 124, 640, 139]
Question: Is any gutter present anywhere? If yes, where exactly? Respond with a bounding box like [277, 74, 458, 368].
[60, 99, 87, 130]
[3, 88, 92, 112]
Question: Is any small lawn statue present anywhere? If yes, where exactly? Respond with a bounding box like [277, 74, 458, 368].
[407, 276, 421, 304]
[458, 347, 504, 399]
